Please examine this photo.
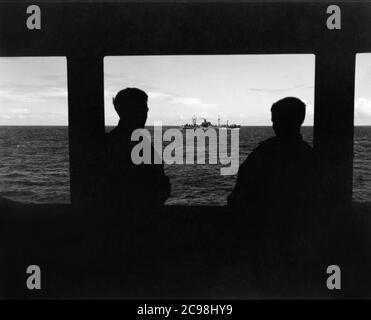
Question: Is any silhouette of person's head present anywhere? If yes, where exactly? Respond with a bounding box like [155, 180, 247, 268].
[271, 97, 306, 137]
[113, 88, 148, 130]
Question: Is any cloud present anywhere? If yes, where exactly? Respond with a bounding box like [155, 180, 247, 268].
[294, 84, 314, 90]
[104, 72, 127, 79]
[104, 90, 117, 98]
[301, 100, 314, 117]
[249, 88, 290, 94]
[249, 84, 314, 95]
[0, 111, 67, 124]
[147, 91, 172, 100]
[171, 97, 218, 109]
[355, 98, 371, 118]
[0, 83, 68, 125]
[104, 77, 219, 112]
[0, 86, 67, 104]
[9, 108, 29, 114]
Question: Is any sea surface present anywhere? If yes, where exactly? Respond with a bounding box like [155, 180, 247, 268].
[0, 126, 370, 205]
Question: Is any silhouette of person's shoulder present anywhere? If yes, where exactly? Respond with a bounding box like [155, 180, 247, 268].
[237, 136, 301, 169]
[228, 134, 316, 209]
[103, 126, 170, 211]
[256, 135, 312, 151]
[253, 136, 279, 154]
[257, 136, 278, 147]
[105, 126, 128, 143]
[248, 136, 315, 170]
[253, 135, 315, 171]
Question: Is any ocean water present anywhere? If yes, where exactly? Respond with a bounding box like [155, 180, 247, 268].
[353, 126, 371, 202]
[0, 126, 370, 205]
[0, 126, 70, 204]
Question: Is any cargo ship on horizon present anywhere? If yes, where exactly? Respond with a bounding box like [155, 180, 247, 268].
[182, 116, 240, 129]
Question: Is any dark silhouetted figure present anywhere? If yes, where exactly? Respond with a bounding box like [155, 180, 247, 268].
[104, 88, 171, 215]
[228, 97, 320, 296]
[91, 88, 171, 295]
[228, 97, 317, 211]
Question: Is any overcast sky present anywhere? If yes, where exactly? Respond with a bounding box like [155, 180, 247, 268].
[0, 54, 370, 126]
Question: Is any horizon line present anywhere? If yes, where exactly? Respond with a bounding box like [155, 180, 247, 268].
[1, 125, 371, 127]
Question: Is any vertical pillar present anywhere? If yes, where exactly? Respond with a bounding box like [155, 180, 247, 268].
[67, 55, 105, 207]
[314, 50, 355, 209]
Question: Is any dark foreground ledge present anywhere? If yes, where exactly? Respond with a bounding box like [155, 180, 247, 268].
[1, 201, 371, 299]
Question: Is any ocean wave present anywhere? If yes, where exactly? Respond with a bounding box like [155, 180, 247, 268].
[0, 126, 371, 204]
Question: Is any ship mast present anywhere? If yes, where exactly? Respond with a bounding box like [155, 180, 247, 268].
[192, 116, 197, 126]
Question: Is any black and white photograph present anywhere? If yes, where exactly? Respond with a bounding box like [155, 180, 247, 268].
[0, 0, 371, 305]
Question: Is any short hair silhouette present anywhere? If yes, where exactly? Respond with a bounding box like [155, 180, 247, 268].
[271, 97, 306, 137]
[113, 87, 148, 118]
[104, 87, 170, 213]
